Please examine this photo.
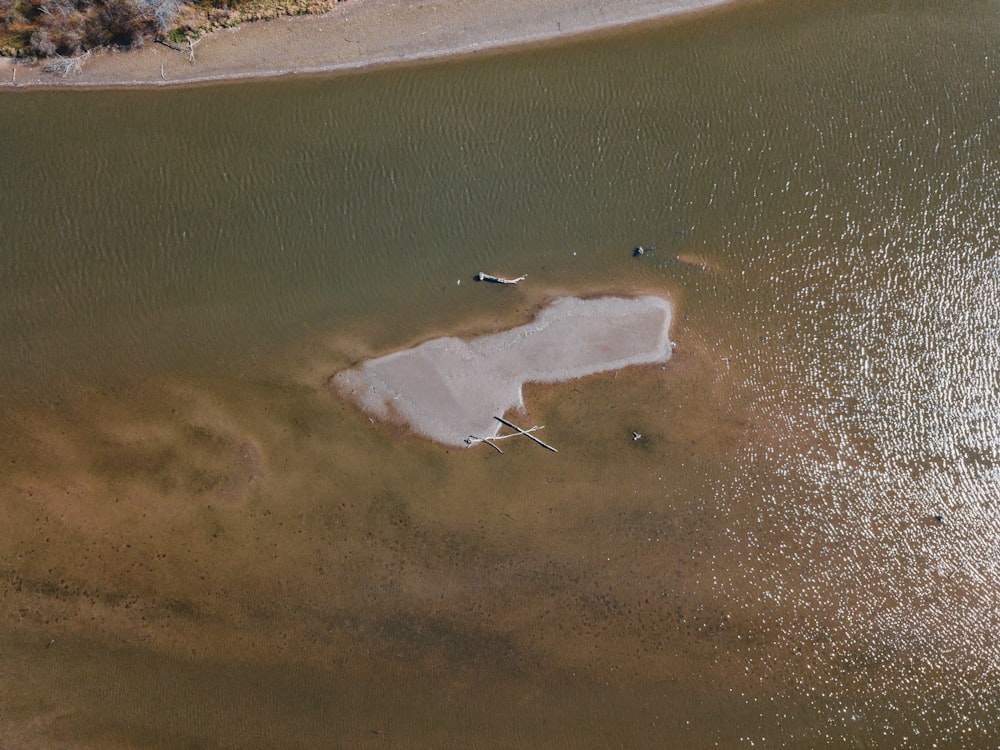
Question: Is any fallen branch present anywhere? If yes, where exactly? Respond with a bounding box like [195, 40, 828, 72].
[155, 38, 184, 52]
[42, 51, 91, 77]
[466, 424, 550, 452]
[493, 416, 558, 452]
[188, 37, 205, 63]
[476, 272, 526, 285]
[466, 435, 504, 453]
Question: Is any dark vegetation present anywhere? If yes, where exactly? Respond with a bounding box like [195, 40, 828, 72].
[2, 0, 179, 56]
[0, 0, 341, 58]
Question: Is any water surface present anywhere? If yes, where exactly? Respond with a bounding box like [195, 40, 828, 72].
[1, 0, 999, 746]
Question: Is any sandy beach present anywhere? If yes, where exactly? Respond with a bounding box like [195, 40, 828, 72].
[0, 0, 736, 88]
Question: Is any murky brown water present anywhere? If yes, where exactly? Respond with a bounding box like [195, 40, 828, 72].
[2, 0, 999, 747]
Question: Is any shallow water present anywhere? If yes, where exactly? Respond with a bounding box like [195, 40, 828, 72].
[1, 0, 999, 747]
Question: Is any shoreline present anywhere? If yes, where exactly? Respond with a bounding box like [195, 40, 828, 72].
[0, 0, 739, 89]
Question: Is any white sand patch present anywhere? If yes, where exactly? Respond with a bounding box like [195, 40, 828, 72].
[334, 295, 672, 446]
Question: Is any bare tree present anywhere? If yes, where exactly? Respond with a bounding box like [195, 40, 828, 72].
[137, 0, 180, 34]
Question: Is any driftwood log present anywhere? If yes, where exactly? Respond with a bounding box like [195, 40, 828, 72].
[493, 416, 558, 452]
[466, 423, 550, 453]
[476, 272, 526, 285]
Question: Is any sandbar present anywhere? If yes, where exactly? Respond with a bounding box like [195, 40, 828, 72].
[334, 295, 673, 446]
[1, 0, 738, 88]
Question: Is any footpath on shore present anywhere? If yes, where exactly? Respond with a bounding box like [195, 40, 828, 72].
[0, 0, 734, 88]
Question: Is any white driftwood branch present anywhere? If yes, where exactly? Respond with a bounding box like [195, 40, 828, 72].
[42, 51, 90, 77]
[466, 422, 556, 453]
[466, 435, 504, 453]
[466, 424, 546, 447]
[476, 272, 526, 285]
[188, 37, 205, 63]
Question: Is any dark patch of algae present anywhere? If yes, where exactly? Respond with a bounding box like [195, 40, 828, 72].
[0, 321, 797, 749]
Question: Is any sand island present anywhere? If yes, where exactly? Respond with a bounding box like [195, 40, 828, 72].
[334, 295, 673, 447]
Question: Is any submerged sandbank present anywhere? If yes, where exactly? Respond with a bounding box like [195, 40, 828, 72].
[333, 295, 673, 447]
[1, 0, 737, 88]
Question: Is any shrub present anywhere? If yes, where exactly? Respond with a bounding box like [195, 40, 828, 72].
[27, 1, 86, 55]
[83, 0, 155, 48]
[28, 26, 55, 53]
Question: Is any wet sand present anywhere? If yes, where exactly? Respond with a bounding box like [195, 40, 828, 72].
[0, 0, 738, 88]
[334, 295, 673, 446]
[0, 310, 766, 749]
